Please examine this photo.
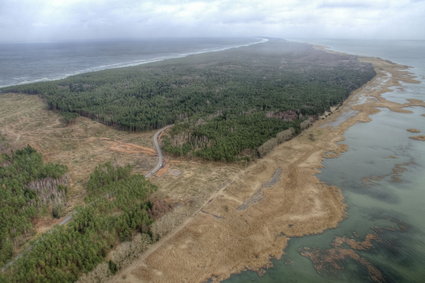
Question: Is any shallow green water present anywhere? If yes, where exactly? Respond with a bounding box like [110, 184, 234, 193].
[225, 40, 425, 282]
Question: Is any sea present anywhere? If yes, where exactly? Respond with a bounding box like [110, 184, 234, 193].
[0, 37, 262, 88]
[225, 40, 425, 282]
[1, 38, 424, 282]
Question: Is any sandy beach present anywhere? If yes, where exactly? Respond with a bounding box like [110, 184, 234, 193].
[107, 55, 422, 283]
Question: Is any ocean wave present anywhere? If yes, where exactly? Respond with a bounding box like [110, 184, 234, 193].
[0, 38, 268, 89]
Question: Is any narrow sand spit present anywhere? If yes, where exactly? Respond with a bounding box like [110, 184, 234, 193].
[410, 135, 425, 141]
[407, 128, 421, 133]
[109, 57, 422, 283]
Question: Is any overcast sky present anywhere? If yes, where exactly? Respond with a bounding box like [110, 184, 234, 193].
[1, 0, 424, 43]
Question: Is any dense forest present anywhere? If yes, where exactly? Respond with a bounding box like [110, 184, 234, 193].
[1, 162, 156, 282]
[2, 39, 376, 161]
[0, 145, 68, 267]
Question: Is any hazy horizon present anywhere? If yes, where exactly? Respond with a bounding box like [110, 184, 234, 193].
[1, 0, 424, 44]
[3, 36, 425, 46]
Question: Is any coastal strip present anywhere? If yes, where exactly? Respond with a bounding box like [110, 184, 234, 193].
[0, 38, 268, 89]
[107, 55, 421, 282]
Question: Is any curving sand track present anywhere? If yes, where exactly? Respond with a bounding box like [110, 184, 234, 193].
[108, 57, 423, 283]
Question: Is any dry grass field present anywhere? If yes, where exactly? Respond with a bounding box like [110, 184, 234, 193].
[4, 57, 423, 282]
[106, 57, 423, 283]
[0, 93, 242, 235]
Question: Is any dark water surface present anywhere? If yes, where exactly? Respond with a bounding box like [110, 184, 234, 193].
[225, 40, 425, 282]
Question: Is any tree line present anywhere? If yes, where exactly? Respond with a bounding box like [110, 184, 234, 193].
[0, 146, 68, 267]
[1, 162, 156, 282]
[1, 39, 376, 161]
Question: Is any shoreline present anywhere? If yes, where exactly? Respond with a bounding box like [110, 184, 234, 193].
[108, 54, 421, 282]
[0, 38, 268, 89]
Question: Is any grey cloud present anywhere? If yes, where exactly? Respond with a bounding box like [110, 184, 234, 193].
[0, 0, 424, 42]
[318, 2, 376, 9]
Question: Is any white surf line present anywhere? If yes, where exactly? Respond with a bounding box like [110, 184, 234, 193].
[0, 38, 269, 89]
[0, 38, 270, 270]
